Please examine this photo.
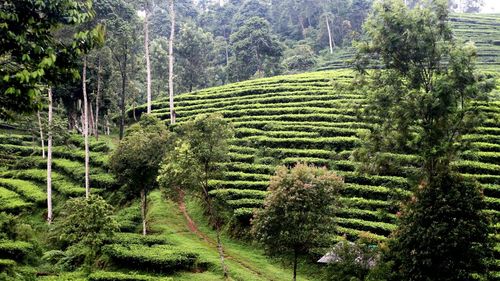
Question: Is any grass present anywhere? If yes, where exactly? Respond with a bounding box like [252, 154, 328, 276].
[146, 190, 318, 281]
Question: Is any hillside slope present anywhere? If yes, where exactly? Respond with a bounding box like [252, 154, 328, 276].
[317, 13, 500, 71]
[131, 67, 500, 277]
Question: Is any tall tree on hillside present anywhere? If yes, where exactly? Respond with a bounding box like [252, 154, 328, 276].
[168, 0, 176, 124]
[110, 116, 170, 236]
[108, 2, 138, 139]
[252, 164, 343, 281]
[229, 17, 283, 81]
[144, 0, 153, 114]
[176, 22, 214, 93]
[82, 57, 90, 198]
[354, 0, 495, 279]
[47, 88, 54, 224]
[158, 113, 234, 278]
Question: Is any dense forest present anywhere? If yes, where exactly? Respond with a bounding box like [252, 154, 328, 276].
[1, 0, 500, 280]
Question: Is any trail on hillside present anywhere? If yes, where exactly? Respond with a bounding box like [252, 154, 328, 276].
[177, 191, 273, 281]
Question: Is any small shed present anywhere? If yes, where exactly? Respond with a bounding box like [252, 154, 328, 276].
[317, 241, 377, 268]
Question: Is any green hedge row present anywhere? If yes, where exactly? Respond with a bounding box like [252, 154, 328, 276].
[0, 187, 31, 213]
[224, 113, 359, 124]
[339, 197, 392, 211]
[336, 207, 396, 224]
[103, 244, 199, 273]
[176, 96, 364, 116]
[0, 178, 45, 204]
[1, 169, 87, 196]
[109, 233, 171, 246]
[234, 136, 359, 150]
[472, 142, 500, 152]
[221, 162, 275, 175]
[209, 188, 267, 200]
[0, 240, 33, 260]
[483, 184, 500, 198]
[67, 135, 110, 153]
[221, 171, 270, 182]
[262, 148, 336, 160]
[342, 183, 411, 201]
[226, 198, 264, 209]
[228, 152, 255, 163]
[88, 271, 173, 281]
[485, 196, 500, 210]
[462, 174, 500, 185]
[52, 159, 116, 190]
[281, 157, 331, 167]
[233, 120, 370, 131]
[233, 207, 255, 219]
[335, 226, 387, 242]
[340, 171, 411, 189]
[336, 217, 396, 236]
[208, 180, 269, 191]
[453, 160, 500, 175]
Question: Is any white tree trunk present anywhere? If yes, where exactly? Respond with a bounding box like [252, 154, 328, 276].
[37, 111, 45, 159]
[95, 57, 101, 140]
[168, 0, 176, 125]
[326, 15, 334, 54]
[83, 57, 90, 199]
[47, 87, 53, 224]
[144, 7, 152, 114]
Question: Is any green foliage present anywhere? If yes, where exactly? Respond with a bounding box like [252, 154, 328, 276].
[103, 244, 199, 273]
[159, 113, 234, 198]
[110, 115, 170, 191]
[88, 271, 173, 281]
[0, 178, 45, 204]
[252, 163, 343, 279]
[0, 240, 33, 261]
[354, 0, 495, 177]
[109, 233, 171, 246]
[387, 172, 494, 281]
[0, 0, 104, 119]
[323, 239, 380, 281]
[229, 17, 283, 81]
[50, 195, 118, 270]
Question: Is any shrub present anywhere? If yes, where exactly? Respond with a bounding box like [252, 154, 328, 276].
[0, 178, 45, 204]
[103, 244, 199, 273]
[88, 271, 173, 281]
[0, 240, 33, 260]
[50, 195, 118, 270]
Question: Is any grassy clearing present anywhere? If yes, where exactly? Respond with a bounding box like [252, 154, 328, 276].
[146, 190, 318, 281]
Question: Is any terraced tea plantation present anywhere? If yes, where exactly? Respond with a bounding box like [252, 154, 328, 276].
[317, 13, 500, 71]
[0, 133, 209, 280]
[129, 68, 500, 277]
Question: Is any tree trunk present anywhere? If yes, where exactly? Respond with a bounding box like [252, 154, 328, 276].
[37, 111, 45, 159]
[47, 87, 53, 224]
[83, 57, 90, 199]
[201, 166, 229, 278]
[144, 7, 152, 114]
[95, 57, 101, 140]
[168, 0, 176, 125]
[293, 248, 298, 281]
[299, 15, 306, 38]
[326, 15, 334, 54]
[119, 51, 127, 140]
[89, 99, 95, 137]
[141, 188, 147, 236]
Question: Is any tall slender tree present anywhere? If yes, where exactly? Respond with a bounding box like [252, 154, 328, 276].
[144, 0, 153, 114]
[82, 57, 90, 198]
[168, 0, 176, 124]
[47, 87, 53, 224]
